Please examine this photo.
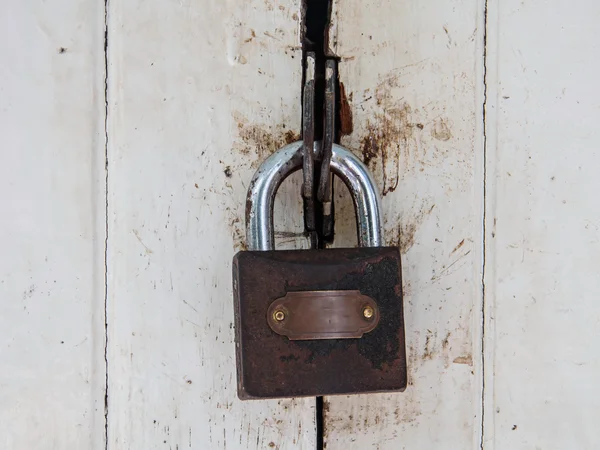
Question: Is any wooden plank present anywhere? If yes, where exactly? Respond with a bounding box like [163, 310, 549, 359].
[0, 1, 106, 449]
[324, 1, 485, 448]
[483, 2, 600, 448]
[105, 1, 314, 448]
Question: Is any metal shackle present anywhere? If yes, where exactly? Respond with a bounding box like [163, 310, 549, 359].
[246, 141, 382, 251]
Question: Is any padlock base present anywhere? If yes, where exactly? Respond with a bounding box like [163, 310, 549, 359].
[232, 247, 407, 399]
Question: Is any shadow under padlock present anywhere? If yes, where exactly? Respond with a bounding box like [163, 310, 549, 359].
[232, 140, 407, 399]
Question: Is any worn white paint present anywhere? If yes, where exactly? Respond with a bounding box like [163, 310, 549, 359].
[105, 1, 314, 448]
[324, 0, 485, 448]
[483, 2, 600, 449]
[5, 0, 600, 448]
[0, 1, 106, 449]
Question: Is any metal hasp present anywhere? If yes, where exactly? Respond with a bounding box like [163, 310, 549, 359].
[233, 140, 407, 399]
[246, 141, 382, 251]
[302, 54, 316, 238]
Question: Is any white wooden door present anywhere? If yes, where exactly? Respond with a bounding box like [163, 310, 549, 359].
[1, 1, 106, 449]
[2, 1, 600, 449]
[324, 1, 484, 447]
[105, 0, 315, 448]
[483, 1, 600, 448]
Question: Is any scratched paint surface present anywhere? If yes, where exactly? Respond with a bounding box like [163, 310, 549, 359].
[0, 1, 106, 449]
[105, 0, 314, 448]
[6, 1, 600, 449]
[324, 0, 485, 448]
[483, 2, 600, 449]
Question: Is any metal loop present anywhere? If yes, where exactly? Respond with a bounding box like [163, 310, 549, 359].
[317, 60, 336, 204]
[246, 141, 382, 251]
[302, 54, 316, 234]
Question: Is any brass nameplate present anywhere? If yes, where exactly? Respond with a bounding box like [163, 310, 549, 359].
[267, 290, 380, 340]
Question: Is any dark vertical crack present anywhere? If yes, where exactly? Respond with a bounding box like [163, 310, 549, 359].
[315, 396, 324, 449]
[480, 0, 489, 449]
[103, 1, 109, 449]
[302, 0, 331, 143]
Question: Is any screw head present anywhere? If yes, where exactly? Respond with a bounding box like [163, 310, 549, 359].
[363, 305, 374, 319]
[273, 310, 286, 322]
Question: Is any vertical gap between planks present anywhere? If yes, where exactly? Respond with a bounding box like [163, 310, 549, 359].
[103, 0, 110, 449]
[480, 0, 489, 448]
[316, 396, 324, 449]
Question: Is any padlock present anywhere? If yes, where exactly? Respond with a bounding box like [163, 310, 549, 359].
[232, 141, 407, 399]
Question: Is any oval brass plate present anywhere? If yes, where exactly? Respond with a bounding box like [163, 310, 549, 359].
[267, 290, 380, 340]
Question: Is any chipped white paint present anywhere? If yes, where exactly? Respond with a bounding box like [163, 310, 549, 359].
[105, 0, 314, 449]
[483, 2, 600, 449]
[0, 1, 106, 449]
[4, 0, 600, 449]
[306, 56, 316, 83]
[324, 0, 485, 448]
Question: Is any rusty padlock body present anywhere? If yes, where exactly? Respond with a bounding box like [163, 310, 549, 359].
[233, 141, 407, 399]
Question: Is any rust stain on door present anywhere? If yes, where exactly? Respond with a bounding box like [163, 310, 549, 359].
[233, 112, 300, 167]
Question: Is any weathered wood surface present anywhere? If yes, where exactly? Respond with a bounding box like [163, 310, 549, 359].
[106, 0, 315, 448]
[483, 2, 600, 449]
[0, 1, 106, 449]
[5, 0, 600, 449]
[324, 0, 485, 448]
